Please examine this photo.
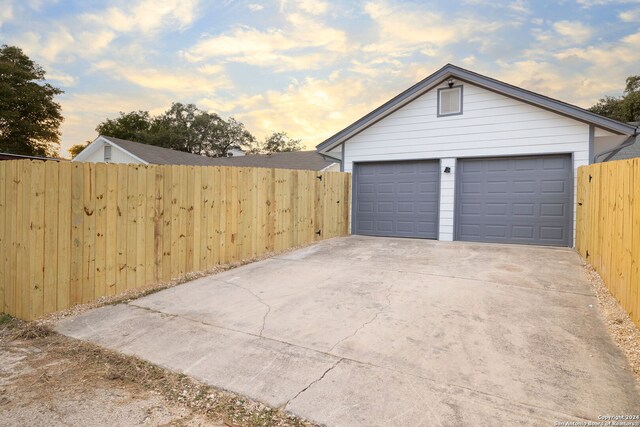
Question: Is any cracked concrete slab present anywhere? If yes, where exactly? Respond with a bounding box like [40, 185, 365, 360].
[56, 236, 640, 426]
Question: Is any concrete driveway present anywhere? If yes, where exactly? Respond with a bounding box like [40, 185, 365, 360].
[56, 236, 640, 426]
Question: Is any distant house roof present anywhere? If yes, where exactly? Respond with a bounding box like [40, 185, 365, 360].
[99, 136, 223, 166]
[0, 152, 66, 161]
[73, 136, 338, 170]
[203, 150, 338, 171]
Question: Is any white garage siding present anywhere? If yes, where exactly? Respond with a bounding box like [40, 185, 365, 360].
[343, 81, 591, 244]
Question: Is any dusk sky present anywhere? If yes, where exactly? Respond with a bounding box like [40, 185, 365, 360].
[1, 0, 639, 157]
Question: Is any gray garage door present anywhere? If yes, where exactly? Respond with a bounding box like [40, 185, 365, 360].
[456, 155, 572, 246]
[353, 160, 439, 239]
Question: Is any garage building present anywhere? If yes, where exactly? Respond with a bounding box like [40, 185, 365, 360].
[316, 64, 638, 247]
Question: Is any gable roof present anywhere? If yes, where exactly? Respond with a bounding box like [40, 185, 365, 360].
[101, 136, 223, 166]
[200, 150, 338, 171]
[316, 63, 638, 153]
[73, 135, 230, 166]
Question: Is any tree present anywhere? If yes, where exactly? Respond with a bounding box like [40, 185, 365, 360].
[95, 103, 258, 158]
[217, 117, 256, 157]
[589, 75, 640, 122]
[68, 142, 90, 158]
[263, 131, 303, 153]
[95, 110, 151, 142]
[0, 45, 64, 156]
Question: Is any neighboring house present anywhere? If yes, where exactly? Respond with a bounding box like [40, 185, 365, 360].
[73, 135, 233, 166]
[73, 135, 339, 171]
[316, 64, 638, 247]
[0, 152, 66, 161]
[203, 150, 339, 171]
[228, 147, 246, 157]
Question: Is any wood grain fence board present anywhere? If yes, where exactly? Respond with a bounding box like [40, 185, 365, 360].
[126, 166, 138, 290]
[178, 166, 188, 275]
[0, 162, 5, 314]
[29, 161, 45, 318]
[94, 163, 107, 300]
[186, 166, 195, 273]
[135, 166, 147, 288]
[56, 162, 71, 309]
[105, 164, 118, 296]
[43, 161, 59, 314]
[153, 167, 164, 284]
[5, 162, 18, 316]
[632, 159, 640, 322]
[116, 164, 128, 294]
[161, 165, 173, 282]
[17, 161, 31, 319]
[193, 166, 202, 272]
[82, 163, 96, 304]
[144, 166, 155, 286]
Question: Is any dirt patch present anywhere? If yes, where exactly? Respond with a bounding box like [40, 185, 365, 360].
[0, 319, 316, 427]
[584, 262, 640, 383]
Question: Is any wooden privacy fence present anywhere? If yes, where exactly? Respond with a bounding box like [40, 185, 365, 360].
[0, 160, 350, 321]
[576, 158, 640, 328]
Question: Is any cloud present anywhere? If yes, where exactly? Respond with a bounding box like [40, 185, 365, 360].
[247, 3, 264, 12]
[47, 69, 77, 87]
[296, 0, 329, 15]
[552, 20, 593, 44]
[577, 0, 640, 6]
[0, 1, 14, 27]
[494, 30, 640, 106]
[9, 0, 201, 63]
[508, 0, 530, 13]
[362, 0, 514, 58]
[94, 60, 233, 95]
[619, 7, 640, 21]
[182, 10, 349, 70]
[227, 72, 398, 147]
[82, 0, 200, 36]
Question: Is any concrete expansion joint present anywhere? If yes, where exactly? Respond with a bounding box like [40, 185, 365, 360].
[283, 357, 344, 410]
[328, 283, 394, 353]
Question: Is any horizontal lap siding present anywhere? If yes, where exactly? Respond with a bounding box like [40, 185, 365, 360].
[344, 82, 588, 170]
[343, 82, 590, 244]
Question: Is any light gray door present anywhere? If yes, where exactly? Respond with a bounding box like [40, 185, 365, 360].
[456, 155, 572, 246]
[353, 160, 439, 239]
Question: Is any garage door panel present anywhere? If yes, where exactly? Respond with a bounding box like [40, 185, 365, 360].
[541, 179, 567, 193]
[457, 155, 572, 247]
[354, 160, 439, 239]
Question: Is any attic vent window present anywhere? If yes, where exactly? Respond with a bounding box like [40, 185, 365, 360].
[438, 85, 463, 117]
[104, 145, 112, 162]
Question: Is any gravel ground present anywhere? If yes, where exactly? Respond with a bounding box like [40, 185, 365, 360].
[584, 262, 640, 383]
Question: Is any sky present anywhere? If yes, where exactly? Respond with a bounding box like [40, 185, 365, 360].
[1, 0, 639, 157]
